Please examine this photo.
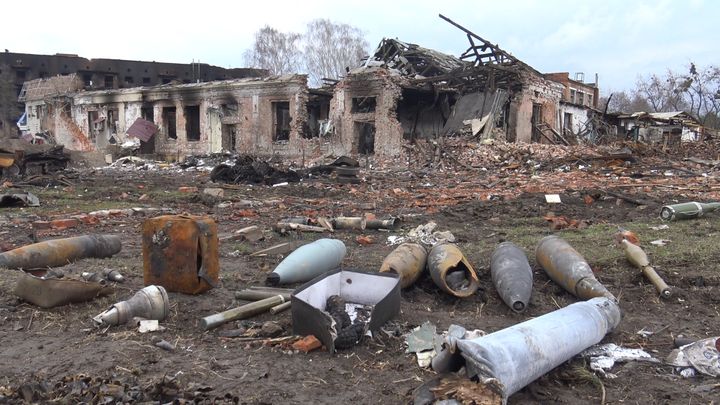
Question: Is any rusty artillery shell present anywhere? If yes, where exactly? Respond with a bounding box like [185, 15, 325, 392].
[14, 272, 113, 308]
[379, 243, 427, 288]
[536, 236, 615, 300]
[621, 239, 671, 298]
[490, 242, 533, 312]
[0, 234, 121, 270]
[427, 243, 479, 298]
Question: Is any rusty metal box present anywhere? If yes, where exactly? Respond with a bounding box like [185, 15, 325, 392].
[142, 214, 219, 294]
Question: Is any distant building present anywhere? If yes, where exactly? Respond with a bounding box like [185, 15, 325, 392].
[0, 51, 267, 137]
[544, 72, 601, 139]
[607, 111, 706, 144]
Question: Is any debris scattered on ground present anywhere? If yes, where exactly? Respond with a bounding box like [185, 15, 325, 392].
[405, 322, 443, 367]
[544, 213, 590, 230]
[0, 192, 40, 207]
[210, 156, 301, 185]
[650, 239, 671, 246]
[581, 343, 659, 377]
[387, 221, 456, 246]
[138, 319, 166, 333]
[667, 337, 720, 377]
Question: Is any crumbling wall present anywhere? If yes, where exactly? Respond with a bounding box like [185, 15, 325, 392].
[508, 73, 563, 143]
[330, 70, 404, 157]
[127, 75, 310, 160]
[558, 103, 591, 135]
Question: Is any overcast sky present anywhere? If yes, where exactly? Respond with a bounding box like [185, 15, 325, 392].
[2, 0, 717, 95]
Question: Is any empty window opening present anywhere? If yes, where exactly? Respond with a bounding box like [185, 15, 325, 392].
[88, 111, 100, 141]
[569, 89, 576, 104]
[142, 77, 151, 85]
[16, 70, 26, 80]
[163, 107, 177, 139]
[185, 105, 201, 141]
[161, 77, 172, 84]
[305, 99, 330, 139]
[82, 74, 92, 86]
[222, 124, 237, 151]
[124, 76, 134, 85]
[107, 108, 119, 134]
[272, 101, 291, 141]
[355, 122, 375, 155]
[104, 75, 114, 89]
[351, 96, 376, 113]
[141, 105, 154, 122]
[531, 103, 543, 143]
[563, 112, 573, 133]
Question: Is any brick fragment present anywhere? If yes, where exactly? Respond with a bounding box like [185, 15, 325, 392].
[292, 335, 322, 353]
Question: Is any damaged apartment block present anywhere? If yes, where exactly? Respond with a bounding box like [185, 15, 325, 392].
[17, 15, 603, 161]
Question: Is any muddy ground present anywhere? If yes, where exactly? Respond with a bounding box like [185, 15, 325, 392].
[1, 140, 720, 404]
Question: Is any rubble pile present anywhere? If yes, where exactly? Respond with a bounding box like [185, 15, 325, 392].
[210, 155, 301, 185]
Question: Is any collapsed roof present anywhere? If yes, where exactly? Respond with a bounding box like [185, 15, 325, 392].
[363, 15, 541, 94]
[366, 38, 467, 78]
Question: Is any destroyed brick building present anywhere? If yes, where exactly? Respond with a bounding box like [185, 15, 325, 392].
[608, 111, 707, 144]
[0, 51, 266, 138]
[14, 16, 612, 160]
[21, 75, 316, 158]
[543, 72, 601, 140]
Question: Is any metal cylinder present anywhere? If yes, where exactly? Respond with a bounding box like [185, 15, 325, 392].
[201, 294, 286, 330]
[490, 242, 533, 313]
[535, 235, 615, 300]
[427, 243, 479, 298]
[660, 202, 720, 220]
[267, 238, 346, 285]
[235, 289, 292, 301]
[93, 285, 169, 325]
[0, 235, 121, 270]
[280, 217, 312, 225]
[333, 217, 366, 230]
[366, 218, 399, 230]
[433, 297, 621, 402]
[379, 243, 427, 288]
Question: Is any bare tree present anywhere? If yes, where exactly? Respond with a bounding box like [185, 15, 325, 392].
[676, 63, 720, 126]
[303, 19, 369, 87]
[634, 71, 686, 112]
[600, 90, 652, 113]
[243, 26, 303, 76]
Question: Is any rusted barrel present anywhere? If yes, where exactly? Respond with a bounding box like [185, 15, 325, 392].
[143, 215, 219, 294]
[535, 235, 614, 300]
[0, 234, 121, 269]
[427, 243, 479, 298]
[490, 242, 533, 312]
[379, 243, 427, 288]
